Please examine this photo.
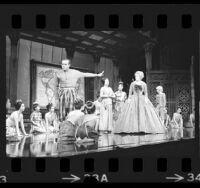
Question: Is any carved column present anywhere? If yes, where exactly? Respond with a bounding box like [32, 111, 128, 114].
[190, 56, 195, 114]
[144, 42, 154, 72]
[8, 33, 19, 106]
[144, 42, 154, 88]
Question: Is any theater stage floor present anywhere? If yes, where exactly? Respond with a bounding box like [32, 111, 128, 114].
[6, 128, 195, 157]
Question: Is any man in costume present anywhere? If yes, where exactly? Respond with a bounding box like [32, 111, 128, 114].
[55, 59, 104, 121]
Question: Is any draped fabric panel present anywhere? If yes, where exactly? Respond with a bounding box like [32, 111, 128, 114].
[42, 44, 53, 64]
[17, 39, 32, 107]
[52, 46, 62, 64]
[30, 41, 42, 61]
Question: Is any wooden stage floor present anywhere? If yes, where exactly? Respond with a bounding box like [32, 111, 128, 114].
[6, 128, 195, 157]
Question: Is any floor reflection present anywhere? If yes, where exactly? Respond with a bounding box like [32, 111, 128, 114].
[6, 127, 195, 157]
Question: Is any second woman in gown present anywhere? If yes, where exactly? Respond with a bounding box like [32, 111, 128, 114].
[114, 71, 166, 134]
[99, 78, 115, 133]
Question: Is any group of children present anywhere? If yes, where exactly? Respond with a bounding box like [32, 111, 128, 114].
[6, 97, 100, 143]
[6, 100, 60, 139]
[30, 102, 59, 134]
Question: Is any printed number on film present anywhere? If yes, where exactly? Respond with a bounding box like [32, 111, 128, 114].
[84, 174, 108, 182]
[0, 176, 7, 183]
[187, 173, 200, 182]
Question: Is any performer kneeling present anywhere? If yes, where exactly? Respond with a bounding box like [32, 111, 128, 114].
[58, 98, 85, 141]
[170, 108, 183, 129]
[75, 101, 99, 143]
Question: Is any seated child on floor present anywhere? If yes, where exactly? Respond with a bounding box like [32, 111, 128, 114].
[6, 99, 28, 138]
[45, 103, 60, 132]
[58, 98, 85, 141]
[170, 108, 183, 129]
[30, 102, 47, 133]
[75, 101, 99, 143]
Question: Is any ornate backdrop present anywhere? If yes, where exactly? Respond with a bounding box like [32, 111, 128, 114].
[147, 71, 191, 120]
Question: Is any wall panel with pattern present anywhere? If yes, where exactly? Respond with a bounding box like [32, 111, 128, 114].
[147, 71, 191, 120]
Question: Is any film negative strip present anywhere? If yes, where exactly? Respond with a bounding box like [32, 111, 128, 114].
[0, 3, 199, 183]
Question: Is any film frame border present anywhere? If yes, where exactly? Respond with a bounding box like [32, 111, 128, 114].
[0, 4, 199, 183]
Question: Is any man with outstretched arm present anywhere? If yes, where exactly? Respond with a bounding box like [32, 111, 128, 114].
[55, 59, 104, 121]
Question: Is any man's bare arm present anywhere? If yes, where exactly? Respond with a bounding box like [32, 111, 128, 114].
[80, 71, 104, 78]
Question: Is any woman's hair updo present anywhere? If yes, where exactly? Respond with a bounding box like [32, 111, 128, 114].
[135, 71, 144, 80]
[32, 101, 39, 111]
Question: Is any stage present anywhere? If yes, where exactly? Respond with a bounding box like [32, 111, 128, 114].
[6, 127, 195, 157]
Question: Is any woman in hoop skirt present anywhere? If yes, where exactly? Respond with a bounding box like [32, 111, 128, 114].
[114, 71, 167, 134]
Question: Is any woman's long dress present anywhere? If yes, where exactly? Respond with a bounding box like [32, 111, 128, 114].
[99, 86, 114, 132]
[113, 90, 127, 121]
[114, 81, 167, 134]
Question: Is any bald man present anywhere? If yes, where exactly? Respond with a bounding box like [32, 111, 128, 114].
[55, 59, 104, 121]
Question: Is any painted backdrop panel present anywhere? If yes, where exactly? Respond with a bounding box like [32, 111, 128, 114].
[35, 64, 85, 109]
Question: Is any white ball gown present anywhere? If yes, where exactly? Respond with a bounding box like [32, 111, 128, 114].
[114, 81, 167, 134]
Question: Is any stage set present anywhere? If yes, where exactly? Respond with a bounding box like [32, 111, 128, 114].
[6, 30, 196, 157]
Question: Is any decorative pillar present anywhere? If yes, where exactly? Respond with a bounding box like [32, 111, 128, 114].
[144, 42, 154, 72]
[190, 56, 195, 114]
[93, 54, 101, 99]
[144, 42, 154, 87]
[113, 59, 119, 91]
[65, 46, 75, 60]
[8, 33, 19, 106]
